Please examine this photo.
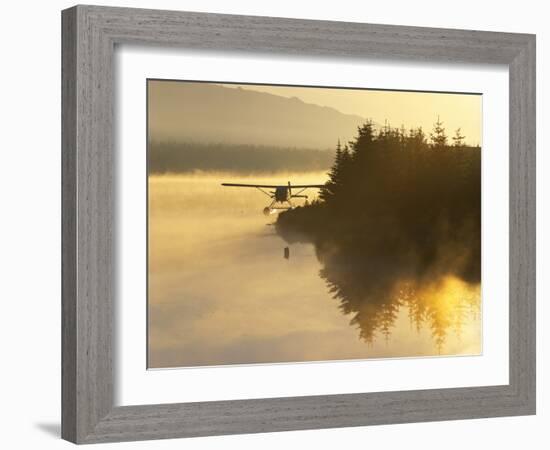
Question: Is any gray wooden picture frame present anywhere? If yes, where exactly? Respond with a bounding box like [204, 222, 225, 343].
[61, 4, 536, 444]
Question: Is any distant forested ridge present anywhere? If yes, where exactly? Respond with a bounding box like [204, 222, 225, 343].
[148, 82, 365, 148]
[276, 119, 481, 345]
[148, 141, 335, 174]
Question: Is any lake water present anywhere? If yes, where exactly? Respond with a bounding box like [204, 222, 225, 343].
[148, 172, 481, 368]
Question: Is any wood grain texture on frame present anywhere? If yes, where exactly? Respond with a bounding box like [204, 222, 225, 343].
[61, 5, 536, 444]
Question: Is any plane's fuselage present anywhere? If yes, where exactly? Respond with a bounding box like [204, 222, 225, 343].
[274, 186, 290, 202]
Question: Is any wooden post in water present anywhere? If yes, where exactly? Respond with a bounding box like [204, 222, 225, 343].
[284, 247, 290, 259]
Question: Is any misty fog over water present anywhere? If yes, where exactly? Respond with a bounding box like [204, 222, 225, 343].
[148, 172, 481, 368]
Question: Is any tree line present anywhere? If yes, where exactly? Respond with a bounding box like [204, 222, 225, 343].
[148, 141, 334, 174]
[276, 118, 481, 346]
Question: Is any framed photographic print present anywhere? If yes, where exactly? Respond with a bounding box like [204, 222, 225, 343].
[61, 5, 536, 444]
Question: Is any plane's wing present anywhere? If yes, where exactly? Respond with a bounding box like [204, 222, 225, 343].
[221, 183, 280, 188]
[222, 183, 325, 188]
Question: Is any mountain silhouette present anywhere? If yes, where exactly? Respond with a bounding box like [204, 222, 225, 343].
[148, 81, 366, 149]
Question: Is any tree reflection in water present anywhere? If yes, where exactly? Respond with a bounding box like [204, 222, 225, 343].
[319, 250, 480, 350]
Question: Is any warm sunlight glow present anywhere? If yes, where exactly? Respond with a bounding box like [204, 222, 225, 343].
[147, 80, 482, 368]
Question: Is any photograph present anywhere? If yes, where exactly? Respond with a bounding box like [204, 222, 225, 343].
[147, 80, 482, 368]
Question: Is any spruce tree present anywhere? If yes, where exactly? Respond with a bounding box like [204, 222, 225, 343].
[352, 120, 375, 157]
[320, 139, 344, 201]
[430, 116, 447, 149]
[452, 128, 466, 148]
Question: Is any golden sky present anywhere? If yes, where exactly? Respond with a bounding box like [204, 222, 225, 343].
[221, 83, 482, 146]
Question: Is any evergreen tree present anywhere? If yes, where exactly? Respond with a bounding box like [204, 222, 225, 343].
[452, 128, 466, 148]
[340, 143, 351, 177]
[320, 139, 345, 201]
[351, 120, 376, 158]
[330, 139, 344, 186]
[399, 124, 407, 149]
[430, 116, 447, 148]
[406, 127, 426, 153]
